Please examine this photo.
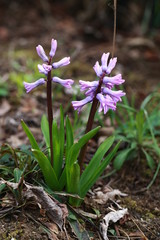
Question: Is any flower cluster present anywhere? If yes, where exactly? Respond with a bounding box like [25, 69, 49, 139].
[72, 53, 125, 114]
[23, 39, 74, 93]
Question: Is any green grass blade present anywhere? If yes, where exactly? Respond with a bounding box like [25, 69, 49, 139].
[80, 142, 120, 198]
[80, 136, 115, 185]
[142, 148, 155, 170]
[21, 120, 40, 150]
[32, 149, 60, 190]
[14, 168, 23, 183]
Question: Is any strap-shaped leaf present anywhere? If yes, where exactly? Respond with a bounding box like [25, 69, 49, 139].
[59, 105, 65, 171]
[21, 120, 39, 150]
[66, 116, 74, 164]
[67, 126, 101, 167]
[80, 142, 120, 198]
[41, 115, 50, 149]
[80, 136, 115, 185]
[113, 147, 134, 170]
[32, 149, 60, 190]
[142, 148, 155, 170]
[52, 120, 61, 178]
[14, 168, 23, 183]
[59, 167, 66, 190]
[68, 163, 81, 206]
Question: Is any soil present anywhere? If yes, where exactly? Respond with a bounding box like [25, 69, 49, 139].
[0, 1, 160, 239]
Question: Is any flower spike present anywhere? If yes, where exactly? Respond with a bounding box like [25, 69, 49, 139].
[72, 52, 125, 114]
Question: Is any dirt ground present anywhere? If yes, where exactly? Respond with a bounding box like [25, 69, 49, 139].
[0, 1, 160, 239]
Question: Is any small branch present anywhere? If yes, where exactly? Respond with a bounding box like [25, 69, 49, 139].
[112, 0, 117, 58]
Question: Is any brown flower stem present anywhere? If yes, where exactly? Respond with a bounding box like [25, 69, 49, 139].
[78, 73, 105, 173]
[47, 67, 53, 166]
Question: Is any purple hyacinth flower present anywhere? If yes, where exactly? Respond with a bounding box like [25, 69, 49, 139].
[38, 64, 52, 75]
[103, 74, 125, 86]
[23, 78, 46, 93]
[93, 61, 103, 77]
[103, 88, 126, 103]
[96, 93, 116, 114]
[52, 77, 74, 89]
[72, 96, 93, 114]
[49, 39, 57, 58]
[52, 57, 70, 69]
[36, 45, 49, 62]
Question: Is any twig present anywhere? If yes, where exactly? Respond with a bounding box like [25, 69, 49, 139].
[131, 217, 148, 240]
[112, 0, 117, 58]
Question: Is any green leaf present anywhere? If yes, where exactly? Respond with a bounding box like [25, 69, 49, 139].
[14, 168, 23, 183]
[0, 183, 6, 192]
[21, 120, 40, 150]
[80, 136, 115, 185]
[80, 142, 120, 198]
[68, 163, 81, 206]
[32, 149, 60, 191]
[66, 116, 74, 163]
[59, 167, 66, 189]
[113, 147, 134, 170]
[52, 120, 61, 178]
[41, 115, 50, 149]
[136, 110, 144, 144]
[68, 216, 90, 240]
[68, 126, 101, 167]
[59, 105, 65, 171]
[142, 149, 155, 170]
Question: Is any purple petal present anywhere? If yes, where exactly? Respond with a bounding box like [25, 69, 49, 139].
[93, 61, 103, 77]
[106, 57, 117, 74]
[23, 78, 45, 93]
[52, 57, 70, 69]
[52, 77, 74, 89]
[79, 80, 98, 91]
[103, 74, 125, 86]
[36, 45, 48, 62]
[96, 93, 116, 114]
[49, 39, 57, 58]
[103, 88, 125, 103]
[38, 64, 52, 75]
[72, 96, 93, 114]
[101, 53, 109, 72]
[85, 87, 97, 97]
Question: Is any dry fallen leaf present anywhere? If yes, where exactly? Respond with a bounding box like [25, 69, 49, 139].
[93, 186, 127, 204]
[0, 179, 68, 230]
[100, 208, 128, 240]
[23, 185, 68, 229]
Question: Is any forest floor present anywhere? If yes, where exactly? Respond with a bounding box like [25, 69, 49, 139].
[0, 1, 160, 239]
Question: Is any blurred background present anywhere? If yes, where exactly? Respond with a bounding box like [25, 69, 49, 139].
[0, 0, 160, 146]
